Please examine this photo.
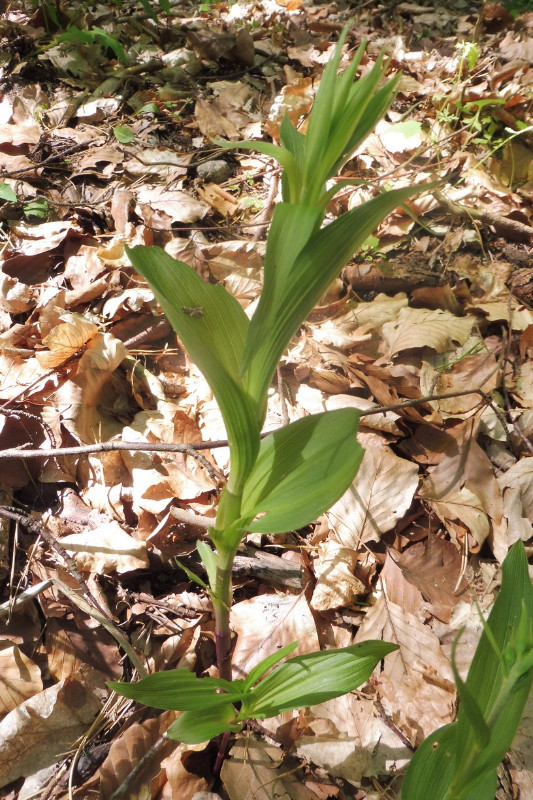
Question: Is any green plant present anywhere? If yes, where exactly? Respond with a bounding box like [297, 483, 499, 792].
[109, 28, 432, 748]
[402, 540, 533, 800]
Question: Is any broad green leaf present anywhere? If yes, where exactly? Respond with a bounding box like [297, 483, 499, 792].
[239, 409, 364, 534]
[107, 669, 245, 710]
[240, 641, 398, 719]
[242, 642, 298, 693]
[401, 723, 498, 800]
[125, 245, 260, 489]
[0, 184, 17, 202]
[244, 185, 432, 407]
[24, 199, 49, 219]
[113, 125, 134, 144]
[166, 704, 241, 744]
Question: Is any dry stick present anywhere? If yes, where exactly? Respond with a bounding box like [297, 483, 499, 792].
[500, 319, 533, 456]
[433, 189, 533, 242]
[0, 140, 101, 177]
[0, 387, 504, 461]
[0, 505, 116, 618]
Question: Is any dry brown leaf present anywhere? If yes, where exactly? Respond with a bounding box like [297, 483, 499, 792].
[0, 642, 43, 716]
[46, 617, 122, 682]
[327, 446, 419, 547]
[221, 738, 320, 800]
[393, 537, 469, 622]
[311, 541, 365, 611]
[356, 596, 455, 743]
[381, 307, 473, 358]
[231, 593, 319, 679]
[497, 457, 533, 544]
[0, 669, 104, 788]
[59, 522, 149, 574]
[36, 313, 98, 369]
[136, 187, 209, 228]
[97, 710, 178, 800]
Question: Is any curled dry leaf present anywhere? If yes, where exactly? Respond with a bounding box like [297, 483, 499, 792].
[36, 313, 98, 369]
[0, 642, 43, 716]
[0, 669, 104, 789]
[311, 541, 366, 611]
[381, 306, 473, 358]
[59, 522, 149, 574]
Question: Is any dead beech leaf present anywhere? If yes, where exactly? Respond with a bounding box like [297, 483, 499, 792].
[97, 710, 178, 800]
[497, 457, 533, 544]
[356, 596, 455, 743]
[36, 313, 98, 369]
[0, 642, 43, 716]
[0, 274, 35, 314]
[394, 537, 469, 623]
[222, 739, 319, 800]
[327, 447, 419, 547]
[311, 541, 365, 611]
[230, 593, 319, 679]
[46, 617, 122, 682]
[0, 670, 104, 789]
[381, 307, 473, 358]
[136, 187, 209, 227]
[60, 522, 149, 574]
[418, 484, 490, 550]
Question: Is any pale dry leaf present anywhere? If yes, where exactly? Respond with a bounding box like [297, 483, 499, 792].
[136, 187, 209, 226]
[497, 457, 533, 544]
[10, 221, 73, 255]
[327, 448, 419, 547]
[60, 522, 149, 574]
[356, 596, 455, 742]
[36, 313, 98, 369]
[418, 484, 490, 550]
[0, 642, 43, 716]
[221, 739, 320, 800]
[0, 670, 104, 789]
[0, 274, 35, 314]
[230, 593, 319, 679]
[469, 300, 533, 331]
[311, 541, 365, 611]
[296, 694, 411, 784]
[381, 307, 473, 358]
[45, 618, 122, 682]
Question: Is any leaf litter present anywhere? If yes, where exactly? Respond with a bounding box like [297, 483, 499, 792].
[0, 0, 532, 798]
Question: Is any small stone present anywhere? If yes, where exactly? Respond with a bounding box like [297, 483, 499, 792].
[196, 159, 232, 184]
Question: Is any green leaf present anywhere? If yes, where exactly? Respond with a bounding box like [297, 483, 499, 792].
[402, 541, 533, 800]
[0, 184, 17, 202]
[240, 641, 398, 719]
[125, 245, 260, 490]
[107, 669, 245, 711]
[91, 26, 129, 65]
[244, 186, 432, 409]
[166, 704, 241, 744]
[23, 198, 49, 219]
[215, 138, 300, 203]
[113, 125, 134, 144]
[239, 409, 364, 534]
[242, 642, 299, 693]
[197, 540, 217, 588]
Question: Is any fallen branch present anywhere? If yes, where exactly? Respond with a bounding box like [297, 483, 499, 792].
[0, 386, 506, 460]
[434, 189, 533, 243]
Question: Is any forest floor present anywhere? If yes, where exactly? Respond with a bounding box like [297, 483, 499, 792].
[0, 0, 532, 798]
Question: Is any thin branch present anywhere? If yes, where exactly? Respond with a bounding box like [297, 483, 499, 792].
[0, 387, 502, 461]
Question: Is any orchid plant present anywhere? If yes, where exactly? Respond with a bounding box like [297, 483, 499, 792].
[110, 27, 429, 747]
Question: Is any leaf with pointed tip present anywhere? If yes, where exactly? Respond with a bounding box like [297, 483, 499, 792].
[107, 669, 245, 711]
[125, 245, 259, 488]
[240, 641, 398, 719]
[239, 409, 364, 534]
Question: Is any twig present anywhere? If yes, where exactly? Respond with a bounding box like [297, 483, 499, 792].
[108, 733, 173, 799]
[434, 189, 533, 242]
[0, 578, 53, 619]
[0, 506, 113, 621]
[0, 387, 504, 461]
[0, 140, 102, 177]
